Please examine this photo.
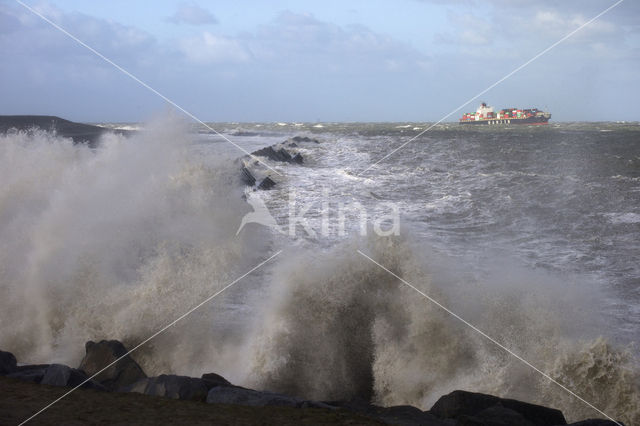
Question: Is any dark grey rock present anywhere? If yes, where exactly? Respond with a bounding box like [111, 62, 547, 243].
[0, 350, 17, 375]
[431, 391, 500, 419]
[251, 146, 303, 164]
[240, 166, 256, 186]
[292, 153, 303, 164]
[78, 340, 146, 391]
[123, 374, 209, 401]
[375, 405, 446, 426]
[566, 421, 625, 426]
[40, 364, 72, 386]
[201, 372, 231, 389]
[39, 364, 104, 390]
[430, 390, 566, 426]
[7, 364, 50, 383]
[257, 176, 276, 190]
[206, 386, 301, 407]
[291, 136, 320, 144]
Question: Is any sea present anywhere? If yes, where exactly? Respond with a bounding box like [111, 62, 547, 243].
[0, 118, 638, 423]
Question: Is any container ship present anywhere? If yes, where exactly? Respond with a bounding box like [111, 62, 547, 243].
[459, 103, 551, 125]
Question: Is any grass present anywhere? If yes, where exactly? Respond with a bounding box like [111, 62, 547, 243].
[0, 376, 383, 426]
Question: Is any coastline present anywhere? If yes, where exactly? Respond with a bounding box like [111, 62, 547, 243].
[0, 342, 623, 426]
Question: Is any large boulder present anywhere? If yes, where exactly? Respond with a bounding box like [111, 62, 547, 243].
[7, 364, 50, 383]
[257, 176, 276, 190]
[201, 372, 231, 389]
[78, 340, 146, 391]
[290, 136, 320, 144]
[370, 405, 446, 426]
[41, 364, 75, 386]
[40, 364, 105, 390]
[124, 374, 209, 402]
[240, 166, 256, 186]
[206, 386, 302, 407]
[291, 153, 303, 164]
[251, 146, 303, 164]
[429, 390, 566, 426]
[0, 350, 17, 375]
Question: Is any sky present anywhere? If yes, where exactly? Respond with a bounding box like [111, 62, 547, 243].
[0, 0, 638, 122]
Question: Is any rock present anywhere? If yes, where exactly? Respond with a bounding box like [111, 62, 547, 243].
[124, 375, 209, 402]
[287, 142, 298, 147]
[430, 390, 566, 426]
[39, 364, 105, 390]
[291, 153, 303, 164]
[206, 386, 301, 407]
[201, 372, 231, 389]
[241, 138, 307, 190]
[240, 166, 256, 186]
[291, 136, 320, 144]
[78, 340, 146, 391]
[40, 364, 72, 387]
[430, 391, 500, 419]
[566, 421, 625, 426]
[0, 350, 17, 375]
[374, 405, 446, 426]
[257, 176, 276, 190]
[251, 146, 303, 164]
[7, 364, 50, 384]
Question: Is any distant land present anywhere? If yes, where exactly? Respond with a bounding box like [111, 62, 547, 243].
[0, 115, 131, 147]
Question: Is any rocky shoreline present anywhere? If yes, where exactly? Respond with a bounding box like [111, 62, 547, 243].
[0, 341, 623, 425]
[239, 135, 318, 190]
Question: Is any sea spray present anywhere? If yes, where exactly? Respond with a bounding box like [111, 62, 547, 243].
[246, 233, 639, 423]
[0, 117, 270, 376]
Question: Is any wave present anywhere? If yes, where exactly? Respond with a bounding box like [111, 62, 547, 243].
[0, 116, 270, 375]
[245, 234, 639, 424]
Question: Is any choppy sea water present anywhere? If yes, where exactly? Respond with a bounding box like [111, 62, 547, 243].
[1, 119, 639, 423]
[232, 122, 640, 339]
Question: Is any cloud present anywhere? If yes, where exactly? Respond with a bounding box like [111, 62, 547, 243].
[244, 11, 429, 73]
[1, 3, 155, 62]
[167, 2, 217, 26]
[433, 1, 630, 60]
[0, 2, 168, 121]
[435, 12, 493, 46]
[179, 32, 251, 63]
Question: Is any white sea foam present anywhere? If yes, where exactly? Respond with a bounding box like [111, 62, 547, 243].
[605, 212, 640, 224]
[244, 234, 640, 424]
